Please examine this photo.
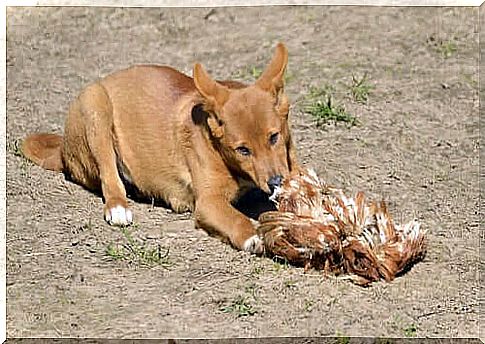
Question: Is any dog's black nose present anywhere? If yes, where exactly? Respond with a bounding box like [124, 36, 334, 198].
[267, 174, 283, 193]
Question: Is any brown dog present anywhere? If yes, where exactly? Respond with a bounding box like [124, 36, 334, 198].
[21, 42, 299, 254]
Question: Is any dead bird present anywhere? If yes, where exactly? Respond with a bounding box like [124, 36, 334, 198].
[257, 168, 428, 286]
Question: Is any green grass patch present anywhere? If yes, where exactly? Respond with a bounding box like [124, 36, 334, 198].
[437, 40, 457, 59]
[304, 86, 357, 128]
[105, 225, 171, 268]
[403, 323, 418, 337]
[247, 65, 264, 80]
[220, 295, 257, 317]
[105, 244, 126, 261]
[232, 65, 263, 81]
[348, 72, 374, 103]
[427, 35, 458, 59]
[306, 96, 356, 127]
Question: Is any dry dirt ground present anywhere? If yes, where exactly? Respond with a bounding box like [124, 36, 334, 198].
[5, 6, 481, 339]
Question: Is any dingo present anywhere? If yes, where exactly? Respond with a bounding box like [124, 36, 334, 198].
[22, 43, 299, 254]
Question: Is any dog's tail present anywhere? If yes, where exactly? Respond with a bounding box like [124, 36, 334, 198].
[21, 133, 64, 172]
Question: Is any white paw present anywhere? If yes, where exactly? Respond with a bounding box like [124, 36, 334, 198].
[105, 205, 133, 226]
[243, 234, 264, 255]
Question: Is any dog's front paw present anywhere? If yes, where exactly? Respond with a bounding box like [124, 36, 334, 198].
[243, 234, 264, 255]
[104, 205, 133, 226]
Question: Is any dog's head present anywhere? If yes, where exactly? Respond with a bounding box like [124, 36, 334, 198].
[193, 43, 294, 195]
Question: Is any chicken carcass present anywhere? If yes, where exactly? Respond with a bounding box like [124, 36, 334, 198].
[257, 168, 427, 286]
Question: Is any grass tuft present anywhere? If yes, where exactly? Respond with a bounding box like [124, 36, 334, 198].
[427, 35, 457, 59]
[304, 86, 357, 128]
[348, 72, 373, 103]
[220, 295, 256, 317]
[437, 40, 457, 59]
[403, 323, 417, 337]
[232, 65, 263, 81]
[105, 225, 171, 268]
[304, 95, 358, 128]
[106, 244, 125, 261]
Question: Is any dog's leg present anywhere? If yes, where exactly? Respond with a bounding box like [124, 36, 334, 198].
[78, 83, 132, 226]
[194, 194, 264, 254]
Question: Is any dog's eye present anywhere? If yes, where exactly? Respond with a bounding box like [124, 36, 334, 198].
[235, 146, 251, 156]
[269, 132, 279, 146]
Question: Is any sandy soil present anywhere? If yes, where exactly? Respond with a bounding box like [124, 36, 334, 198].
[6, 6, 481, 339]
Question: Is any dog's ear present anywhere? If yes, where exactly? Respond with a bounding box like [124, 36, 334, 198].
[193, 63, 229, 138]
[193, 63, 230, 112]
[255, 42, 288, 99]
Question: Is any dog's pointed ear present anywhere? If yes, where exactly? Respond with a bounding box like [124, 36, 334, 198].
[193, 64, 227, 139]
[255, 42, 288, 98]
[193, 63, 230, 111]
